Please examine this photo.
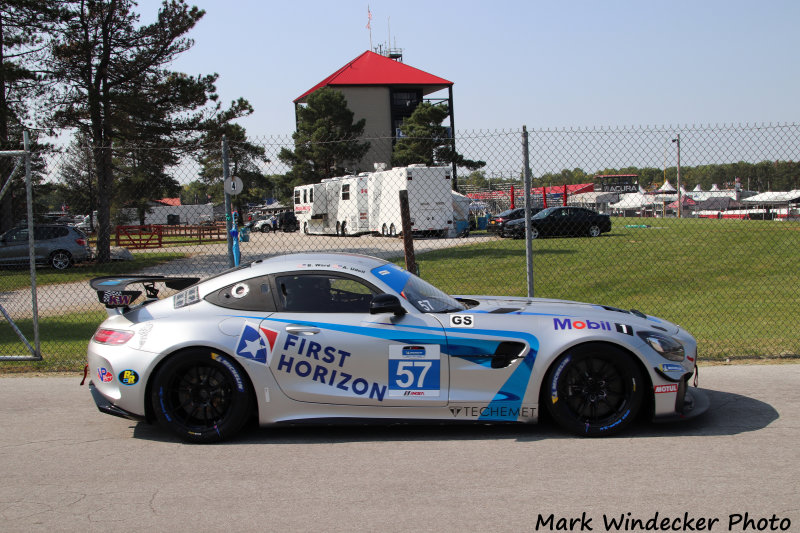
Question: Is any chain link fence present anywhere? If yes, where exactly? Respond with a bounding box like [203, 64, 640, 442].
[1, 123, 799, 370]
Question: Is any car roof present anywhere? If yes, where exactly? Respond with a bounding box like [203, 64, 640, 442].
[198, 253, 392, 292]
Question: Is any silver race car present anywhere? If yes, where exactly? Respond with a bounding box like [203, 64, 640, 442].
[87, 253, 707, 442]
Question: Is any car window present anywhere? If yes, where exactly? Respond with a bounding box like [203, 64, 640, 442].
[277, 274, 378, 313]
[4, 228, 28, 243]
[370, 263, 465, 313]
[204, 275, 277, 312]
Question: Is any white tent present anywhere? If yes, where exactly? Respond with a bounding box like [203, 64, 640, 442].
[658, 180, 677, 192]
[741, 190, 800, 205]
[609, 192, 655, 209]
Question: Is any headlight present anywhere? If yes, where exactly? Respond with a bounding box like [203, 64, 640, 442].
[637, 332, 685, 362]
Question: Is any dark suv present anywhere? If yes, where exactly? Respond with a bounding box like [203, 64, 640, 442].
[0, 224, 92, 270]
[277, 211, 298, 232]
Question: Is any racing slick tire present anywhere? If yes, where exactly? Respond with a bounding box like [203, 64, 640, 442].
[544, 343, 644, 437]
[49, 250, 73, 270]
[588, 224, 601, 238]
[151, 350, 253, 443]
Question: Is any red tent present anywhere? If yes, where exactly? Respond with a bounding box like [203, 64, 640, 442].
[667, 197, 697, 209]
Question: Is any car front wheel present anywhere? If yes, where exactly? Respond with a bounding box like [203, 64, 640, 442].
[529, 227, 540, 240]
[49, 250, 73, 270]
[544, 344, 644, 437]
[151, 350, 252, 443]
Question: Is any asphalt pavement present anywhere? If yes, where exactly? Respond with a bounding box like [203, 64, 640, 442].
[1, 363, 798, 532]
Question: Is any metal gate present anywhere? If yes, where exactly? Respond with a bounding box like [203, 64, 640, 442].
[0, 131, 41, 361]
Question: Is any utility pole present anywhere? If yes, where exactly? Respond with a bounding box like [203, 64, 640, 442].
[672, 134, 682, 218]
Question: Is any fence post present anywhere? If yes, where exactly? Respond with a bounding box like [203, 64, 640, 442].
[222, 135, 234, 267]
[522, 126, 534, 298]
[399, 190, 417, 275]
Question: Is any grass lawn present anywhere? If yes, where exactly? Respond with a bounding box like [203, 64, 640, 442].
[413, 217, 800, 360]
[0, 251, 188, 291]
[0, 310, 106, 372]
[2, 217, 798, 370]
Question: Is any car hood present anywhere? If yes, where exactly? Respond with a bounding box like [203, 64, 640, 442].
[455, 295, 681, 335]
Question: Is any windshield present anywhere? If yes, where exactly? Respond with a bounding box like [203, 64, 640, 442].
[371, 264, 465, 313]
[532, 207, 557, 219]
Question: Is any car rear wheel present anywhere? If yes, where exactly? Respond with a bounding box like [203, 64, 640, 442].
[49, 250, 73, 270]
[151, 350, 252, 443]
[389, 223, 397, 236]
[529, 227, 540, 240]
[544, 344, 644, 437]
[588, 224, 601, 237]
[261, 225, 271, 233]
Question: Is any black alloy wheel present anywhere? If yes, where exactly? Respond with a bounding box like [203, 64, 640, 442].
[545, 344, 644, 437]
[151, 350, 252, 443]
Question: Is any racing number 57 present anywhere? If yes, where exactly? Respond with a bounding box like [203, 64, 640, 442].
[389, 360, 440, 391]
[394, 360, 431, 388]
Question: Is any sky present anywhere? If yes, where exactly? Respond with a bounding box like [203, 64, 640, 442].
[132, 0, 800, 139]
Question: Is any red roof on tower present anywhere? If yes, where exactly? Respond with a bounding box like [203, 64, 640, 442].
[294, 50, 453, 103]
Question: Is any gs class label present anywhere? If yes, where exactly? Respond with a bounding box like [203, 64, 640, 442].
[449, 314, 474, 328]
[388, 344, 440, 397]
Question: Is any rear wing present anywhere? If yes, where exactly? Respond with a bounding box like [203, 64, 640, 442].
[90, 276, 200, 313]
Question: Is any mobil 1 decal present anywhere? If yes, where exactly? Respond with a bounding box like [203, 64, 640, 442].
[388, 344, 441, 397]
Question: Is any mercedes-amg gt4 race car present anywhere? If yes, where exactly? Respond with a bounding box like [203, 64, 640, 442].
[86, 253, 708, 442]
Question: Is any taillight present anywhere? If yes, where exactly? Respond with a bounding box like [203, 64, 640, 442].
[76, 238, 87, 246]
[92, 328, 134, 345]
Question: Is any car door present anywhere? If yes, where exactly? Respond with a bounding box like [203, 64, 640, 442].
[0, 228, 29, 264]
[262, 271, 449, 407]
[439, 312, 537, 420]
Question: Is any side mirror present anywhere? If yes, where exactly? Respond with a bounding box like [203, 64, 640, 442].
[369, 294, 407, 316]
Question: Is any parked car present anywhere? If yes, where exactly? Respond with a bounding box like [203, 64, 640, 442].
[277, 211, 299, 232]
[487, 208, 542, 236]
[0, 224, 92, 270]
[252, 217, 277, 233]
[86, 252, 706, 443]
[503, 206, 611, 239]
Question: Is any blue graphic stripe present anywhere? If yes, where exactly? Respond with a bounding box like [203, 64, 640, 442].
[228, 314, 540, 417]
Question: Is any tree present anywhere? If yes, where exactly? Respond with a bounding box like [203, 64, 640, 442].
[0, 0, 60, 231]
[197, 120, 270, 212]
[278, 87, 370, 187]
[46, 0, 252, 261]
[392, 102, 485, 183]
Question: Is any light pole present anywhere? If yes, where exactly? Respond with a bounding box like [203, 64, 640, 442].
[672, 134, 682, 218]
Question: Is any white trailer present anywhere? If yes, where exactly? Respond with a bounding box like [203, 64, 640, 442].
[368, 165, 453, 237]
[294, 175, 370, 235]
